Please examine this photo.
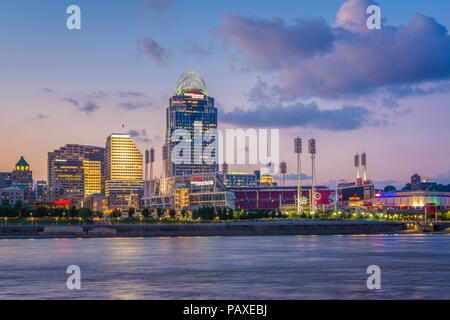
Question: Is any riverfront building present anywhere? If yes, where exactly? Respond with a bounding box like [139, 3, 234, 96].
[373, 191, 450, 209]
[163, 70, 218, 177]
[143, 172, 235, 213]
[48, 144, 105, 204]
[105, 133, 143, 209]
[0, 172, 11, 189]
[0, 187, 25, 207]
[11, 157, 33, 191]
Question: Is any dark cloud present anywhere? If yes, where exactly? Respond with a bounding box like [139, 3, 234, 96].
[79, 101, 100, 115]
[119, 101, 154, 110]
[137, 37, 170, 64]
[36, 114, 49, 120]
[219, 0, 450, 99]
[220, 13, 335, 70]
[62, 97, 79, 107]
[128, 129, 153, 143]
[220, 102, 375, 131]
[62, 97, 99, 115]
[41, 88, 54, 94]
[119, 91, 147, 98]
[183, 40, 212, 56]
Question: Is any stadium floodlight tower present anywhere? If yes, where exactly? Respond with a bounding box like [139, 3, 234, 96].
[280, 161, 287, 187]
[309, 138, 317, 214]
[361, 152, 367, 182]
[294, 137, 303, 215]
[144, 148, 150, 198]
[150, 147, 155, 177]
[354, 153, 360, 181]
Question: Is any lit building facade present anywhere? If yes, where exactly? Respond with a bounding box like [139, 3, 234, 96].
[143, 172, 235, 213]
[48, 144, 105, 204]
[105, 133, 143, 209]
[164, 70, 218, 177]
[0, 172, 11, 189]
[222, 172, 257, 189]
[373, 191, 450, 209]
[11, 156, 33, 191]
[0, 187, 25, 206]
[83, 160, 102, 197]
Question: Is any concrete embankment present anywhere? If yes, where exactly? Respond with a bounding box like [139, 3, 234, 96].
[0, 220, 405, 238]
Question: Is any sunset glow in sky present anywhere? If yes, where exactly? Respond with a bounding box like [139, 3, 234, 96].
[1, 0, 449, 188]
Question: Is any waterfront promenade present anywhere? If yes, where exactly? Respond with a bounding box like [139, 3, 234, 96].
[0, 220, 406, 238]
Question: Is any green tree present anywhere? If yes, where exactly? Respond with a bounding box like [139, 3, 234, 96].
[78, 208, 92, 220]
[384, 185, 397, 192]
[168, 209, 176, 220]
[142, 208, 150, 219]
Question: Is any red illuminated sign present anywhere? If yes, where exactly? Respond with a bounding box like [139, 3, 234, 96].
[54, 200, 71, 205]
[193, 177, 203, 182]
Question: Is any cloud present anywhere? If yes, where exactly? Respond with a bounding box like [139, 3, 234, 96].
[128, 129, 154, 143]
[137, 37, 170, 64]
[433, 170, 450, 184]
[218, 0, 450, 99]
[183, 40, 212, 56]
[62, 97, 80, 107]
[79, 101, 100, 115]
[118, 91, 147, 98]
[89, 90, 108, 98]
[41, 88, 54, 94]
[36, 114, 49, 120]
[220, 102, 376, 131]
[220, 13, 335, 70]
[119, 101, 154, 110]
[62, 97, 99, 115]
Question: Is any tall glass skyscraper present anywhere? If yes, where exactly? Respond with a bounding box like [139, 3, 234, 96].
[164, 70, 218, 177]
[105, 133, 143, 207]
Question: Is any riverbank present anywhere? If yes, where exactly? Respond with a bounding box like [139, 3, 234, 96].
[0, 220, 407, 238]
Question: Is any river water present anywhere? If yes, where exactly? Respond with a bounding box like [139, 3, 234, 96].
[0, 234, 448, 299]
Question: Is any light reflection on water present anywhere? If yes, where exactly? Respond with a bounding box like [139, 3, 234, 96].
[0, 234, 448, 300]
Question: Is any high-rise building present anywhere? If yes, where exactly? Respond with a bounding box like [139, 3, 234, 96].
[411, 173, 421, 191]
[164, 70, 218, 177]
[11, 156, 33, 191]
[105, 133, 143, 208]
[83, 160, 102, 197]
[48, 144, 105, 203]
[35, 180, 50, 202]
[0, 172, 11, 189]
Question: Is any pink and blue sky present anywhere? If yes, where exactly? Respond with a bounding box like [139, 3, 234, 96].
[0, 0, 449, 188]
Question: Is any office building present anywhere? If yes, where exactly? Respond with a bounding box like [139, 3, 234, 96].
[0, 172, 11, 189]
[105, 133, 143, 209]
[48, 144, 105, 204]
[163, 70, 218, 177]
[0, 187, 25, 206]
[11, 156, 33, 191]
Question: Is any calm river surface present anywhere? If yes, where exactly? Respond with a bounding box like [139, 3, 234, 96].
[0, 234, 448, 299]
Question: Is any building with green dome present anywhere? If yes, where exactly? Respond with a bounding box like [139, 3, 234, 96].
[11, 156, 33, 191]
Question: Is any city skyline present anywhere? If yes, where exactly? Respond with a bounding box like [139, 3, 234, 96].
[1, 0, 450, 188]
